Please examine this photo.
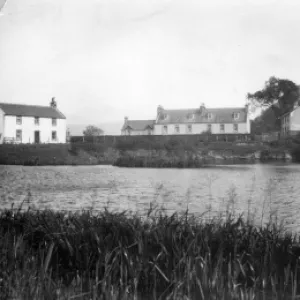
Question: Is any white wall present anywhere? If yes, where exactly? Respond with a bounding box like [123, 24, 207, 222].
[0, 109, 4, 143]
[154, 122, 250, 135]
[3, 115, 67, 143]
[290, 107, 300, 133]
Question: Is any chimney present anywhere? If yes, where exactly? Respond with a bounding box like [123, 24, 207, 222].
[124, 116, 128, 124]
[245, 103, 249, 113]
[200, 103, 206, 116]
[50, 97, 57, 109]
[157, 105, 164, 116]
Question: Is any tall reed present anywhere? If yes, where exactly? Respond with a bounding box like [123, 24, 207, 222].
[1, 203, 300, 299]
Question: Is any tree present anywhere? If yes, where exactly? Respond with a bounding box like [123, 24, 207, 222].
[247, 77, 300, 133]
[251, 109, 280, 134]
[83, 125, 104, 137]
[247, 76, 300, 115]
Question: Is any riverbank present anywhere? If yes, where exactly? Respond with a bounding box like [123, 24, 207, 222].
[0, 143, 117, 166]
[0, 140, 297, 166]
[113, 148, 293, 168]
[1, 206, 300, 299]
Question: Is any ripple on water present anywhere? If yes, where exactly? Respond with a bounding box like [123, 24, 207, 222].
[1, 164, 300, 231]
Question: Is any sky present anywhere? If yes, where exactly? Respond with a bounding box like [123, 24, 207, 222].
[1, 0, 300, 133]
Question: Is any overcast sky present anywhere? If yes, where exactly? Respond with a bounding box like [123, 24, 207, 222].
[1, 0, 300, 127]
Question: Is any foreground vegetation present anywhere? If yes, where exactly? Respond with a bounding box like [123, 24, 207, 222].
[1, 204, 300, 299]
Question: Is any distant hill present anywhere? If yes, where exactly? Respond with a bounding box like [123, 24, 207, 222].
[68, 122, 123, 136]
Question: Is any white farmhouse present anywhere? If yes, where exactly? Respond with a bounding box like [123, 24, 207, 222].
[121, 103, 251, 135]
[0, 98, 67, 144]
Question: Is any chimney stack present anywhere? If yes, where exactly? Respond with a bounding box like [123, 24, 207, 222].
[200, 103, 206, 115]
[50, 97, 57, 109]
[124, 116, 128, 124]
[157, 105, 164, 115]
[245, 103, 249, 113]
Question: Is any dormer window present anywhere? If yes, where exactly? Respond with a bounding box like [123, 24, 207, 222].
[161, 113, 168, 120]
[187, 113, 194, 120]
[207, 113, 212, 120]
[233, 112, 240, 120]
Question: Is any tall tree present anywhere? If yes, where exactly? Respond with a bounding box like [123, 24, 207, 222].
[247, 76, 300, 114]
[83, 125, 104, 136]
[247, 77, 300, 133]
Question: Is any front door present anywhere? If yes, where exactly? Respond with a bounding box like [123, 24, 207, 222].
[34, 131, 40, 143]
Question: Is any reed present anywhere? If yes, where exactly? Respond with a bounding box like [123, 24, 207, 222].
[1, 202, 300, 299]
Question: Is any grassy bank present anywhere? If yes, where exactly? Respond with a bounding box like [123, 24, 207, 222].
[0, 144, 114, 166]
[1, 205, 300, 299]
[0, 136, 299, 166]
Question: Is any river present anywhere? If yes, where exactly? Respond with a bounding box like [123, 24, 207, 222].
[1, 164, 300, 232]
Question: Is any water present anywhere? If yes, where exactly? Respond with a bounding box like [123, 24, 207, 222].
[1, 164, 300, 231]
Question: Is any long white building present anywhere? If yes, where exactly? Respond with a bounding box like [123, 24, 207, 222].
[0, 98, 67, 144]
[121, 104, 251, 135]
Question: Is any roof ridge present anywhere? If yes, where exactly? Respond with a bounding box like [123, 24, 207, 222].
[164, 107, 245, 111]
[128, 119, 155, 122]
[0, 102, 52, 108]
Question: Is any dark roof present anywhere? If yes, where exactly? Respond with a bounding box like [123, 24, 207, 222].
[0, 103, 66, 119]
[156, 107, 248, 124]
[122, 120, 155, 131]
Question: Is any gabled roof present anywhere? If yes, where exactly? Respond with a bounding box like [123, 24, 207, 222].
[122, 120, 155, 131]
[156, 107, 247, 124]
[0, 103, 66, 119]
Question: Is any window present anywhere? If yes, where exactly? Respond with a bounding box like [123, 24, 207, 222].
[34, 117, 39, 125]
[163, 125, 168, 134]
[161, 114, 167, 120]
[233, 112, 240, 120]
[175, 125, 180, 134]
[16, 130, 22, 142]
[52, 131, 57, 141]
[220, 124, 225, 132]
[233, 124, 238, 132]
[16, 116, 22, 125]
[207, 124, 212, 132]
[147, 129, 152, 135]
[207, 113, 212, 120]
[187, 124, 192, 133]
[187, 113, 194, 120]
[52, 118, 57, 126]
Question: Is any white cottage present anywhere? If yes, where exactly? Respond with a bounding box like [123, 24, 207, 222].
[121, 117, 155, 135]
[121, 104, 251, 135]
[154, 104, 251, 135]
[0, 98, 67, 144]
